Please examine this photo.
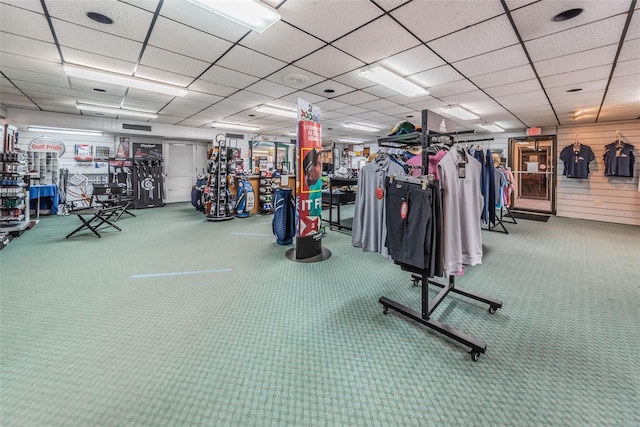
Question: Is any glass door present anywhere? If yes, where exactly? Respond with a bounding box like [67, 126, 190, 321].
[509, 137, 556, 213]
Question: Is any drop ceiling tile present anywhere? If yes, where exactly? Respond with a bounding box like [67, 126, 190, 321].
[153, 115, 185, 125]
[198, 66, 260, 90]
[74, 92, 123, 105]
[161, 97, 222, 117]
[173, 91, 223, 106]
[244, 80, 297, 98]
[440, 90, 494, 105]
[0, 3, 53, 42]
[293, 46, 365, 79]
[460, 99, 511, 116]
[391, 0, 504, 43]
[331, 90, 378, 105]
[597, 106, 640, 122]
[126, 88, 176, 104]
[134, 66, 194, 87]
[485, 79, 541, 98]
[0, 53, 60, 76]
[380, 45, 445, 77]
[0, 0, 43, 13]
[304, 80, 356, 98]
[46, 0, 153, 41]
[334, 105, 368, 116]
[266, 66, 326, 90]
[228, 90, 274, 107]
[314, 99, 350, 111]
[356, 98, 399, 111]
[18, 81, 73, 97]
[147, 17, 233, 62]
[279, 0, 382, 42]
[188, 80, 238, 97]
[614, 59, 640, 78]
[453, 45, 529, 78]
[122, 98, 166, 111]
[504, 0, 539, 11]
[603, 86, 640, 103]
[31, 104, 79, 115]
[332, 70, 375, 90]
[375, 0, 412, 11]
[376, 104, 414, 117]
[241, 21, 325, 63]
[511, 0, 631, 42]
[69, 79, 127, 96]
[535, 45, 618, 77]
[0, 33, 60, 62]
[626, 10, 640, 40]
[361, 84, 401, 98]
[217, 45, 287, 78]
[471, 64, 536, 89]
[608, 73, 640, 89]
[0, 94, 39, 108]
[618, 38, 640, 61]
[333, 16, 420, 64]
[540, 65, 611, 88]
[159, 0, 249, 42]
[410, 65, 465, 88]
[2, 67, 69, 88]
[427, 79, 478, 98]
[140, 46, 209, 78]
[53, 19, 142, 62]
[279, 91, 327, 105]
[428, 16, 519, 63]
[526, 15, 626, 62]
[61, 47, 136, 75]
[403, 98, 446, 113]
[177, 118, 215, 128]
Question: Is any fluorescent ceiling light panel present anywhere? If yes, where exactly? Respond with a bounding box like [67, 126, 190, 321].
[441, 105, 479, 120]
[343, 122, 380, 132]
[77, 103, 158, 119]
[256, 105, 297, 118]
[480, 124, 504, 133]
[338, 138, 364, 143]
[212, 122, 260, 132]
[64, 64, 188, 97]
[27, 126, 103, 136]
[186, 0, 280, 33]
[359, 64, 429, 98]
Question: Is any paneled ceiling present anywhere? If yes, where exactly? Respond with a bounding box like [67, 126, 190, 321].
[1, 0, 638, 142]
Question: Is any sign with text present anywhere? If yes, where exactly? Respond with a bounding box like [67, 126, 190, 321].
[28, 136, 66, 156]
[297, 99, 322, 238]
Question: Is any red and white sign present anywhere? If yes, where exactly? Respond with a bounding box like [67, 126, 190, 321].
[28, 136, 66, 156]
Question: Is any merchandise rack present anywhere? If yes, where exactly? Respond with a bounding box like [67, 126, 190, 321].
[205, 134, 234, 221]
[378, 109, 503, 361]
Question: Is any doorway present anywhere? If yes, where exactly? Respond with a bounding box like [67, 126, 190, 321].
[164, 141, 207, 203]
[508, 136, 556, 214]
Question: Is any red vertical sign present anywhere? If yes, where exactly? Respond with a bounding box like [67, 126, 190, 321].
[297, 120, 322, 237]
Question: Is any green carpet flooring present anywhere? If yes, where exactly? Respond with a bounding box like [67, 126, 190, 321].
[1, 203, 639, 426]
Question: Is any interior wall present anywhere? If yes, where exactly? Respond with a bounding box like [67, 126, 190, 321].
[556, 120, 640, 226]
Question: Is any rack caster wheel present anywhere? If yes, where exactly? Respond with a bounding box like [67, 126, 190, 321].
[382, 306, 388, 315]
[470, 351, 480, 362]
[411, 277, 420, 287]
[488, 306, 497, 314]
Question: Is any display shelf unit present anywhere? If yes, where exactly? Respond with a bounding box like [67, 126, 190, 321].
[26, 151, 59, 185]
[258, 170, 274, 214]
[0, 151, 30, 233]
[205, 135, 234, 221]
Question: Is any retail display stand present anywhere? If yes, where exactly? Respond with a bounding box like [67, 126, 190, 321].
[205, 134, 234, 222]
[378, 109, 503, 361]
[258, 171, 274, 214]
[0, 151, 30, 235]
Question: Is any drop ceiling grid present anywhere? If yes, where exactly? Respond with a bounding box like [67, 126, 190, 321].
[216, 45, 287, 78]
[134, 66, 195, 88]
[239, 21, 326, 63]
[292, 46, 366, 79]
[0, 3, 54, 43]
[0, 33, 60, 62]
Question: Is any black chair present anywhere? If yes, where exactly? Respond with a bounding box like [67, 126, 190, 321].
[92, 183, 136, 222]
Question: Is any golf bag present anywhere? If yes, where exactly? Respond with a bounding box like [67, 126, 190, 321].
[191, 174, 208, 212]
[272, 187, 295, 245]
[235, 176, 254, 218]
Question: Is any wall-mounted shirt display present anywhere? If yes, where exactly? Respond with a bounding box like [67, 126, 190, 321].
[603, 142, 635, 177]
[559, 143, 595, 179]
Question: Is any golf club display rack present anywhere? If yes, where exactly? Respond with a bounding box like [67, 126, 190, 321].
[131, 144, 165, 209]
[258, 170, 274, 214]
[205, 134, 234, 221]
[0, 151, 30, 234]
[377, 109, 503, 361]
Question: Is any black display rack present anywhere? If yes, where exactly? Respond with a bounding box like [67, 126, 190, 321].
[206, 134, 234, 222]
[378, 109, 503, 361]
[258, 171, 274, 214]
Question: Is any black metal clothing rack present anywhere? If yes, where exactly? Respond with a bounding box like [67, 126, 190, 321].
[378, 110, 503, 361]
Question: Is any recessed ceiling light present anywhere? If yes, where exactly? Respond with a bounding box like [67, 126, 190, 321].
[93, 88, 106, 92]
[406, 115, 414, 118]
[281, 73, 308, 85]
[248, 114, 256, 117]
[324, 89, 335, 94]
[566, 88, 583, 93]
[552, 8, 584, 22]
[87, 12, 114, 24]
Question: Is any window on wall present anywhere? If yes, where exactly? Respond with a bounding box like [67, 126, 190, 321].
[249, 141, 293, 173]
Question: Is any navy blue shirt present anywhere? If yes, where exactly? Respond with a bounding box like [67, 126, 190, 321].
[560, 144, 595, 179]
[603, 142, 635, 177]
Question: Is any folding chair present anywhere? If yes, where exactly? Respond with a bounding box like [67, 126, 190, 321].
[92, 183, 136, 222]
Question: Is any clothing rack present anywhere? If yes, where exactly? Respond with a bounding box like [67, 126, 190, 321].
[378, 109, 503, 361]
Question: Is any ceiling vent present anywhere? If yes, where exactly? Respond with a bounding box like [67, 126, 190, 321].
[226, 133, 244, 140]
[122, 123, 152, 132]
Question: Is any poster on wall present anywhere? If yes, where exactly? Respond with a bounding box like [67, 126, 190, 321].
[133, 143, 163, 160]
[116, 137, 130, 158]
[297, 98, 323, 238]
